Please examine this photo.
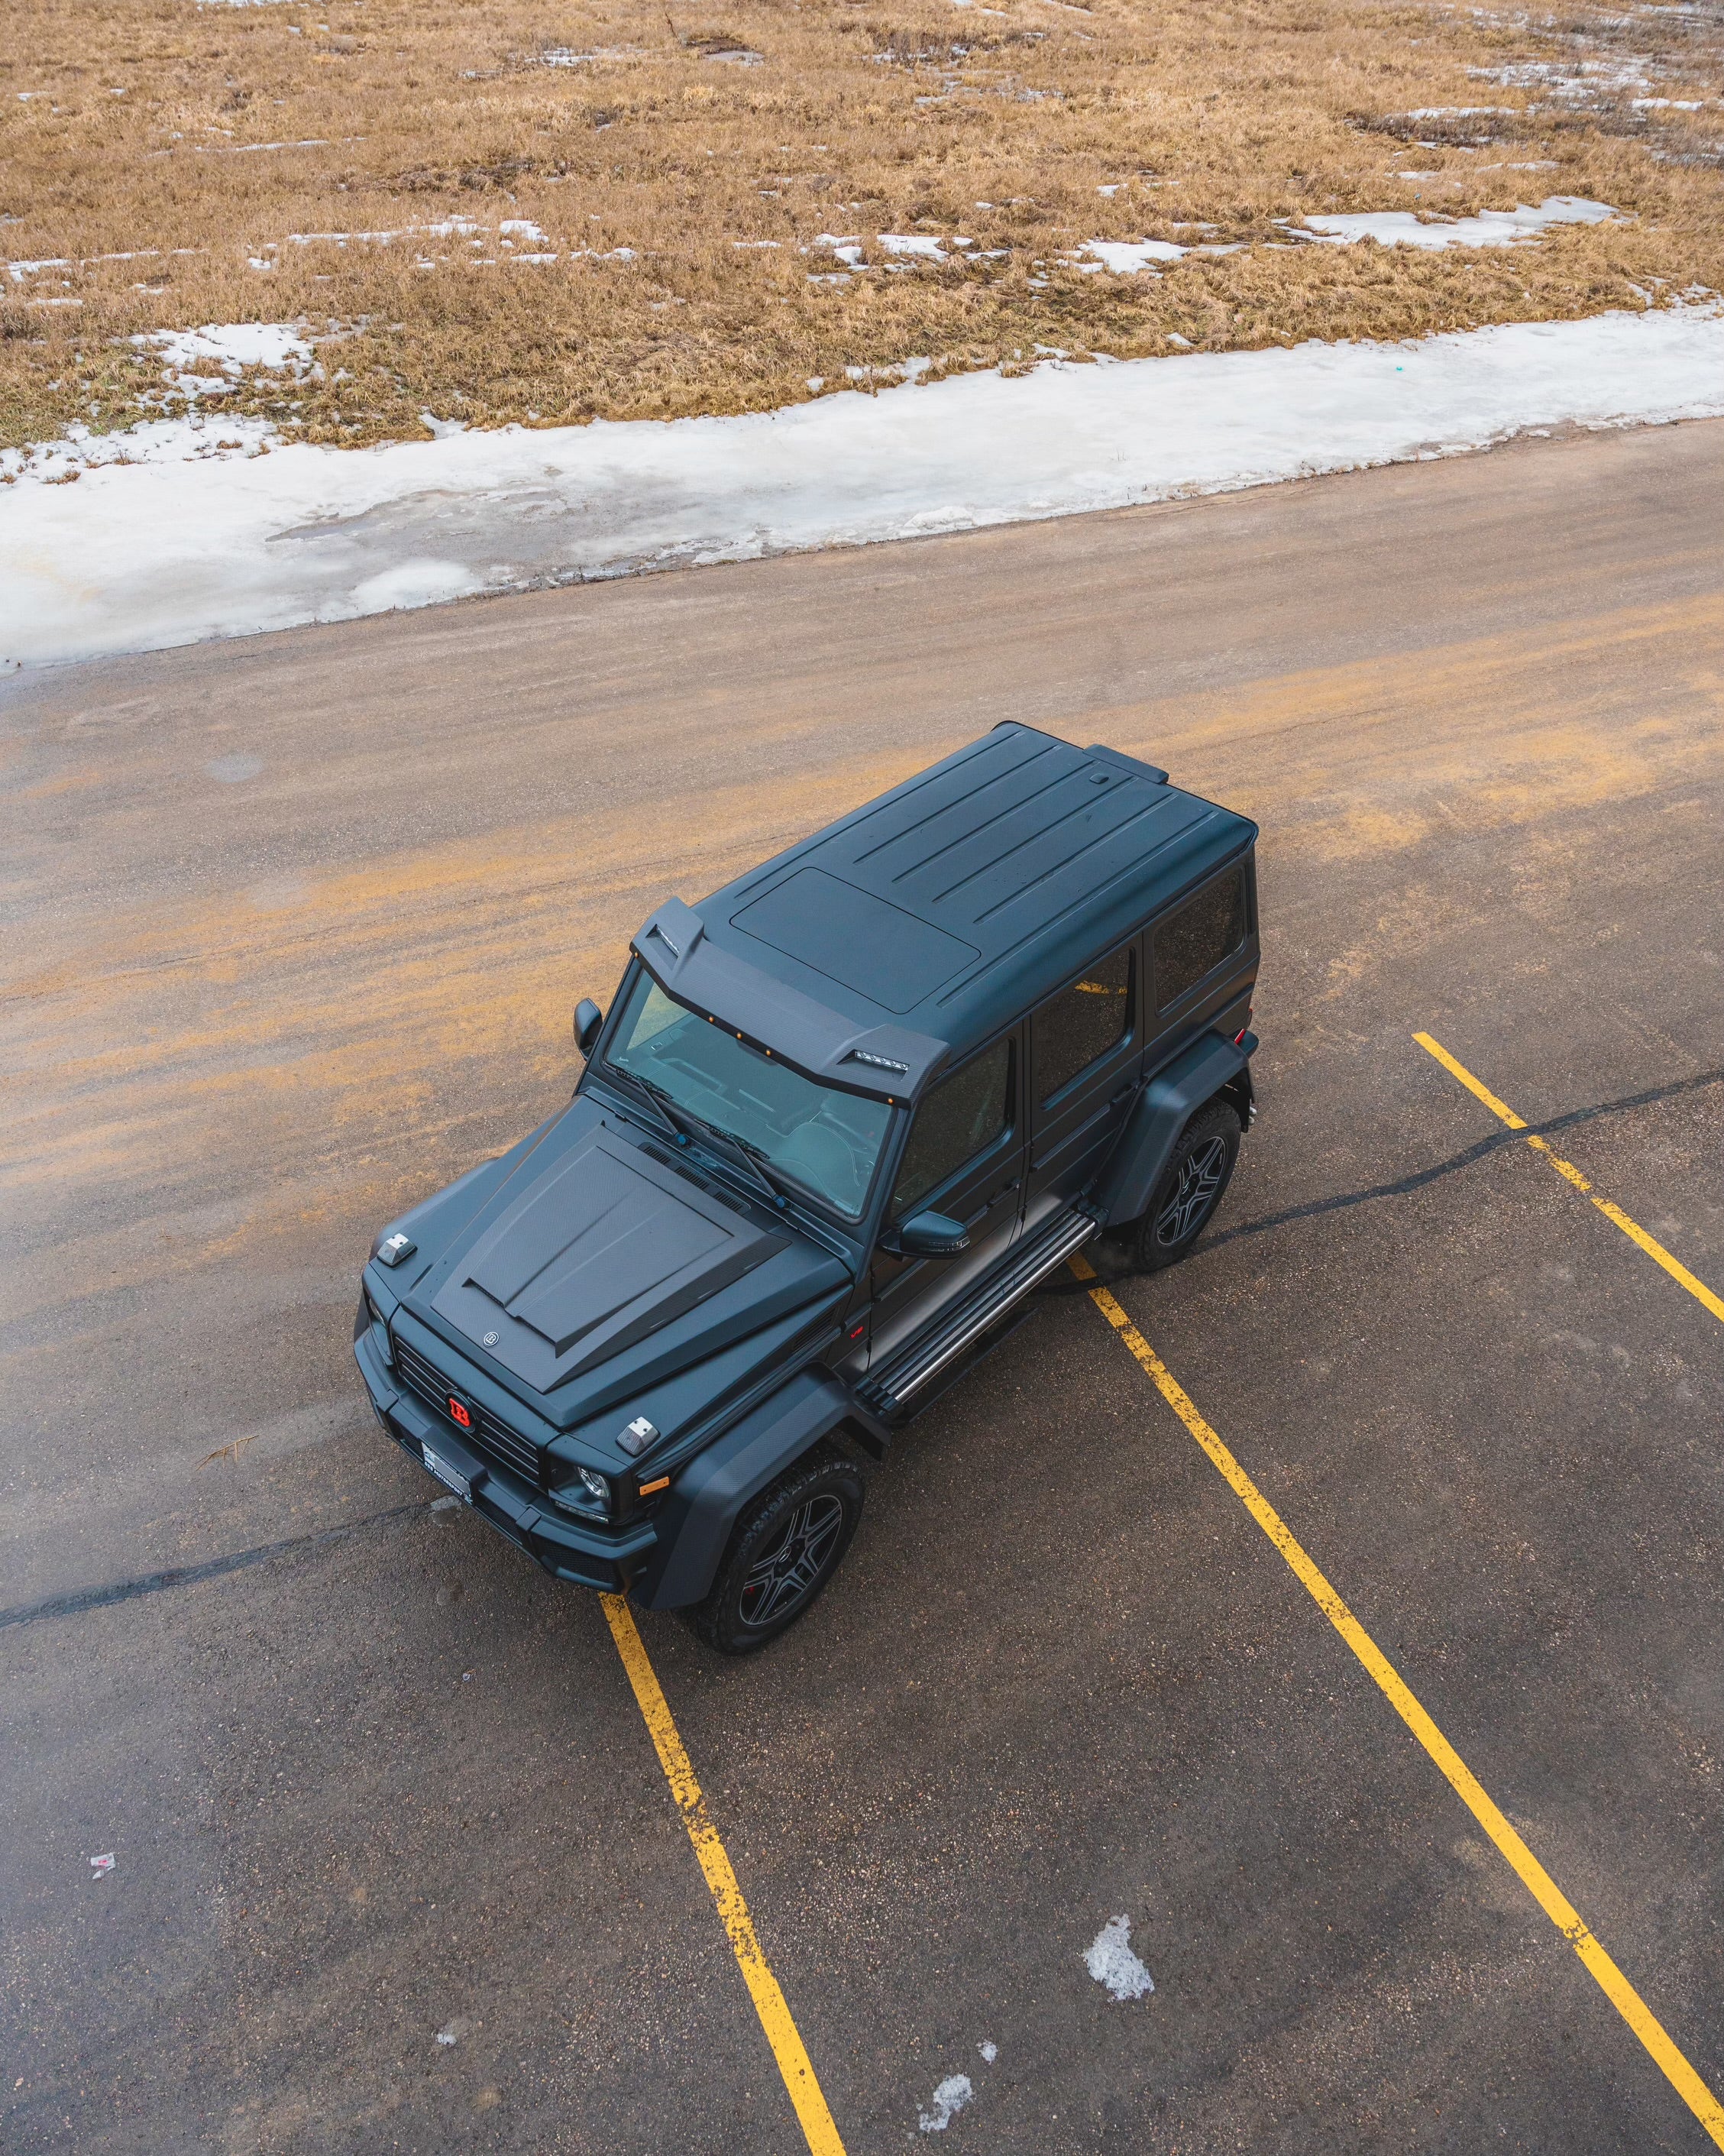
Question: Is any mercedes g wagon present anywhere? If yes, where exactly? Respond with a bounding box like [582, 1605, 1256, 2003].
[355, 723, 1260, 1652]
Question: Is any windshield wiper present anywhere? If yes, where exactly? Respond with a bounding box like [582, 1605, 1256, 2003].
[706, 1126, 801, 1210]
[623, 1072, 791, 1209]
[599, 1063, 684, 1142]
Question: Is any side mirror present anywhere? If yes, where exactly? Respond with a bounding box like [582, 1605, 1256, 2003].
[574, 998, 605, 1057]
[894, 1209, 970, 1258]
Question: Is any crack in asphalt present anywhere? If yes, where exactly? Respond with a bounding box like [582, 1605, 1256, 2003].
[8, 1070, 1720, 1636]
[1043, 1063, 1724, 1286]
[1206, 1063, 1724, 1253]
[0, 1499, 439, 1635]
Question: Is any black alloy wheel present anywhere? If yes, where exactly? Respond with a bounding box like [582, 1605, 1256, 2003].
[1131, 1102, 1242, 1273]
[740, 1494, 846, 1630]
[692, 1445, 865, 1654]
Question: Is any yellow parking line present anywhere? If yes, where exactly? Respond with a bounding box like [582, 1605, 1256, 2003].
[1415, 1031, 1724, 1327]
[1068, 1251, 1724, 2149]
[601, 1594, 848, 2156]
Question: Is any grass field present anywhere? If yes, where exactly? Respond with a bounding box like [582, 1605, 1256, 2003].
[2, 0, 1722, 453]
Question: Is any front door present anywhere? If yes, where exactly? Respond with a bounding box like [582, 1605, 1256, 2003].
[867, 1031, 1024, 1364]
[1025, 939, 1142, 1219]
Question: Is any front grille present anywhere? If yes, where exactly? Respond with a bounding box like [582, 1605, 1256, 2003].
[392, 1333, 545, 1487]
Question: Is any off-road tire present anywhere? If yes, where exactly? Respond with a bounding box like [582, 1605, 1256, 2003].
[691, 1444, 864, 1655]
[1130, 1102, 1242, 1273]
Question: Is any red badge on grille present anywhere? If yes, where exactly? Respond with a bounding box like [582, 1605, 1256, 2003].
[448, 1397, 473, 1429]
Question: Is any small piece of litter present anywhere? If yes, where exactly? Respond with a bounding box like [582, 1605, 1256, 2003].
[978, 2039, 998, 2063]
[462, 1669, 474, 1682]
[90, 1853, 115, 1876]
[1085, 1913, 1154, 2000]
[918, 2074, 973, 2132]
[436, 2028, 458, 2045]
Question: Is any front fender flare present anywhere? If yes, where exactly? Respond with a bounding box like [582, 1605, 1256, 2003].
[1095, 1031, 1255, 1230]
[633, 1370, 855, 1611]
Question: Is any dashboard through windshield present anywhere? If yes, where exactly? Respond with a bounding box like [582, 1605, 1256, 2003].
[603, 971, 893, 1221]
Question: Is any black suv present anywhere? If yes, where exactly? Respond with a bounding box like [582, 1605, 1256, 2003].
[355, 724, 1259, 1651]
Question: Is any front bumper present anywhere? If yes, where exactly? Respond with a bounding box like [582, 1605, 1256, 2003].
[353, 1326, 658, 1594]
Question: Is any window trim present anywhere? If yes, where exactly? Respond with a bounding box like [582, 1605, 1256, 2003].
[1149, 860, 1252, 1018]
[1030, 940, 1139, 1111]
[885, 1031, 1019, 1225]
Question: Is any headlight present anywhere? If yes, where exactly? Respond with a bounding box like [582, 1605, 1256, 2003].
[364, 1284, 387, 1328]
[549, 1465, 612, 1520]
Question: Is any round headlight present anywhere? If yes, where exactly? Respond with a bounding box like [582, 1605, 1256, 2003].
[551, 1465, 611, 1520]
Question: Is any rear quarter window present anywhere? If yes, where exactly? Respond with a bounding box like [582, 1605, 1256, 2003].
[1153, 866, 1247, 1012]
[1033, 946, 1134, 1103]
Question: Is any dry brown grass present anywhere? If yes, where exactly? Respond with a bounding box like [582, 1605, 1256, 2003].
[2, 0, 1722, 450]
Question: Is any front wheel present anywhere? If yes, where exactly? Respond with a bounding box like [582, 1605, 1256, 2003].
[1130, 1102, 1242, 1272]
[691, 1445, 864, 1655]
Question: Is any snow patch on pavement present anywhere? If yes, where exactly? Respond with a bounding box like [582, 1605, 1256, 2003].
[1085, 1914, 1155, 2001]
[918, 2074, 973, 2132]
[3, 302, 1722, 669]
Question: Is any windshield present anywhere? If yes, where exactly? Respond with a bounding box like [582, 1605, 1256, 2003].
[603, 970, 894, 1221]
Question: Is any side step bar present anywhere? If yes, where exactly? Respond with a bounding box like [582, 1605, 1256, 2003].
[857, 1205, 1101, 1420]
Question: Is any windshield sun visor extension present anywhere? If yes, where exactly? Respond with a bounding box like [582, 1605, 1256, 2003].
[632, 897, 949, 1102]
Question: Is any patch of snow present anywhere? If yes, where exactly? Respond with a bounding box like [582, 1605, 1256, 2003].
[141, 322, 312, 372]
[193, 138, 332, 154]
[1081, 238, 1189, 272]
[814, 233, 864, 266]
[5, 303, 1723, 669]
[1298, 196, 1619, 249]
[918, 2075, 973, 2132]
[499, 219, 550, 244]
[5, 257, 71, 283]
[537, 45, 643, 63]
[978, 2039, 998, 2063]
[879, 234, 949, 259]
[1085, 1914, 1154, 2001]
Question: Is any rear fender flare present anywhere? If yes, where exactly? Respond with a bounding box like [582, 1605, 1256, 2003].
[633, 1371, 855, 1611]
[1095, 1031, 1255, 1231]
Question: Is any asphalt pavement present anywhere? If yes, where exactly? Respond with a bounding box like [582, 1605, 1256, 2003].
[4, 417, 1724, 2154]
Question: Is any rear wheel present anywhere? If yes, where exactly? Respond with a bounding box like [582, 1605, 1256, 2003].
[1130, 1102, 1241, 1272]
[691, 1445, 864, 1655]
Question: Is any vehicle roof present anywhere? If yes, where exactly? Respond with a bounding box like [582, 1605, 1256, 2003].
[635, 724, 1257, 1098]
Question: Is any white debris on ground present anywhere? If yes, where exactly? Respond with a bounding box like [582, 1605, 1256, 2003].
[3, 301, 1722, 670]
[1299, 195, 1619, 249]
[918, 2073, 974, 2132]
[1085, 1914, 1155, 2002]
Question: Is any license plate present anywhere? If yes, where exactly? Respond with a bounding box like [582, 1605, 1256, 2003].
[422, 1445, 471, 1501]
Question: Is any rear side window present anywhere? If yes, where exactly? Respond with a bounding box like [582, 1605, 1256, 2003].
[1154, 867, 1247, 1012]
[1034, 947, 1134, 1103]
[890, 1038, 1013, 1219]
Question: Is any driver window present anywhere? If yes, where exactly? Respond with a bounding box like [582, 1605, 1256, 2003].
[889, 1039, 1013, 1221]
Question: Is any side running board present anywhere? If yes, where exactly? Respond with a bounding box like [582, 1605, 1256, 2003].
[857, 1206, 1101, 1420]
